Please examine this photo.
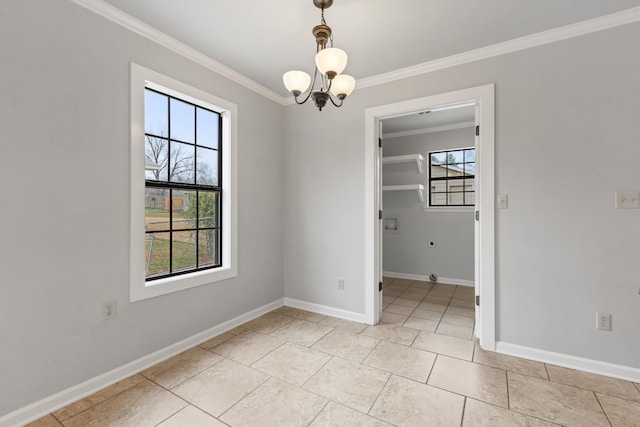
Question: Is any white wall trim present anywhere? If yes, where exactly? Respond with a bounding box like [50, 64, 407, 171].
[356, 7, 640, 90]
[284, 298, 368, 324]
[383, 271, 474, 287]
[0, 299, 284, 427]
[383, 121, 475, 139]
[496, 341, 640, 383]
[70, 0, 287, 106]
[72, 0, 638, 106]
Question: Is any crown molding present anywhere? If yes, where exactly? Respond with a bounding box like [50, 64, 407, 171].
[71, 1, 638, 105]
[383, 121, 475, 139]
[356, 6, 640, 90]
[70, 0, 288, 105]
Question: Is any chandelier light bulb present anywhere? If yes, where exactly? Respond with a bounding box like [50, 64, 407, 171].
[315, 47, 348, 78]
[283, 70, 311, 95]
[330, 74, 356, 98]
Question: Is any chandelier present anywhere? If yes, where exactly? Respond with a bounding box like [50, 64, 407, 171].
[282, 0, 356, 111]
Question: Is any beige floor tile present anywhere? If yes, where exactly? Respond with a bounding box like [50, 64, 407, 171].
[318, 316, 367, 333]
[310, 401, 392, 426]
[462, 399, 559, 427]
[220, 377, 327, 427]
[403, 287, 429, 296]
[445, 305, 475, 318]
[25, 414, 63, 427]
[428, 355, 508, 408]
[410, 281, 434, 289]
[312, 329, 379, 362]
[362, 324, 419, 346]
[304, 357, 390, 413]
[382, 288, 402, 297]
[402, 316, 439, 332]
[286, 308, 328, 323]
[383, 303, 415, 316]
[370, 375, 464, 426]
[428, 289, 456, 298]
[508, 372, 610, 426]
[382, 295, 396, 305]
[389, 278, 414, 287]
[270, 319, 334, 347]
[424, 295, 452, 305]
[597, 392, 640, 427]
[436, 322, 474, 340]
[396, 291, 425, 301]
[382, 276, 395, 285]
[157, 405, 227, 426]
[546, 364, 640, 402]
[391, 297, 420, 308]
[473, 344, 548, 380]
[364, 340, 436, 382]
[141, 347, 223, 389]
[412, 331, 474, 361]
[380, 311, 408, 325]
[198, 328, 245, 350]
[252, 342, 331, 386]
[441, 312, 475, 327]
[411, 308, 444, 321]
[385, 283, 410, 292]
[241, 312, 294, 334]
[53, 374, 146, 421]
[450, 298, 475, 308]
[418, 301, 448, 313]
[172, 358, 268, 417]
[212, 330, 284, 365]
[63, 380, 187, 427]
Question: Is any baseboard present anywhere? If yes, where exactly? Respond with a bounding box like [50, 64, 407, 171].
[496, 341, 640, 383]
[0, 298, 284, 427]
[383, 271, 474, 287]
[283, 297, 368, 324]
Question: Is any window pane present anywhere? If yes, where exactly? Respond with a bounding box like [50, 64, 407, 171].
[172, 231, 196, 272]
[198, 191, 217, 228]
[431, 193, 447, 205]
[430, 153, 445, 164]
[145, 137, 168, 181]
[464, 178, 475, 192]
[170, 142, 195, 183]
[465, 191, 476, 206]
[196, 147, 218, 186]
[448, 180, 464, 192]
[145, 232, 170, 277]
[145, 188, 170, 231]
[448, 150, 464, 164]
[431, 181, 446, 192]
[464, 149, 475, 162]
[196, 108, 219, 149]
[145, 89, 168, 137]
[449, 192, 464, 205]
[198, 229, 217, 267]
[431, 165, 446, 178]
[448, 164, 464, 177]
[170, 98, 195, 143]
[172, 190, 196, 230]
[464, 162, 476, 176]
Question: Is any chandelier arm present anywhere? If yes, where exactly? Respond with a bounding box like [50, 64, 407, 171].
[294, 67, 320, 105]
[327, 93, 344, 108]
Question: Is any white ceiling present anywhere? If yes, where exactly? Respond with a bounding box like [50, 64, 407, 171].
[101, 0, 638, 98]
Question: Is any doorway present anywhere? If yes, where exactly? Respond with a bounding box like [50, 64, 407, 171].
[364, 84, 496, 350]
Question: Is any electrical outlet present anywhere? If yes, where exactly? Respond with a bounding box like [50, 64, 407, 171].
[428, 240, 436, 248]
[596, 312, 611, 331]
[337, 278, 344, 290]
[102, 300, 117, 320]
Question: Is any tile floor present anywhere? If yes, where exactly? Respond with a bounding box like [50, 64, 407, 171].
[27, 278, 640, 426]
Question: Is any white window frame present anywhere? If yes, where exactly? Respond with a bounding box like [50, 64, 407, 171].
[130, 63, 238, 302]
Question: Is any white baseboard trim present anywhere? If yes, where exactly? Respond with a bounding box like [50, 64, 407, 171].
[383, 271, 474, 287]
[283, 297, 368, 324]
[496, 341, 640, 383]
[0, 298, 284, 427]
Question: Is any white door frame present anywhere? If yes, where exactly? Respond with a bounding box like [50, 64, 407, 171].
[364, 84, 496, 350]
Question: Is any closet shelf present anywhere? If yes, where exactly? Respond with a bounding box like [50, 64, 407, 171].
[383, 184, 425, 203]
[382, 154, 424, 174]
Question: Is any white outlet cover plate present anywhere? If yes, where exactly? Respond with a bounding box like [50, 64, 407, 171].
[615, 191, 640, 209]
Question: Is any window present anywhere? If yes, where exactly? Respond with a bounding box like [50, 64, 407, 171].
[429, 148, 475, 207]
[130, 63, 237, 302]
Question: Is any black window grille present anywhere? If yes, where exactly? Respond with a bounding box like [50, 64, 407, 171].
[143, 88, 222, 280]
[429, 148, 475, 207]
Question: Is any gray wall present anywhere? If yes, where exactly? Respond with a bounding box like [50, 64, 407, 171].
[382, 128, 475, 281]
[283, 22, 640, 368]
[0, 0, 284, 416]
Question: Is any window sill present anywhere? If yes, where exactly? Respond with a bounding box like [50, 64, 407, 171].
[423, 206, 475, 213]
